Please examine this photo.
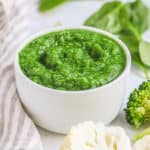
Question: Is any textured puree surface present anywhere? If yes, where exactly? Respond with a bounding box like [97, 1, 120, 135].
[19, 29, 126, 91]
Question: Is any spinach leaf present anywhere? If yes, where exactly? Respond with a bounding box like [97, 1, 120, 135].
[118, 30, 139, 54]
[39, 0, 67, 12]
[125, 0, 149, 34]
[84, 1, 123, 34]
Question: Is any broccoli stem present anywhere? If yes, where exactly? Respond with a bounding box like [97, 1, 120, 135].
[134, 127, 150, 142]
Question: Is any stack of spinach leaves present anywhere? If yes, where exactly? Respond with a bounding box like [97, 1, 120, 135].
[84, 0, 149, 78]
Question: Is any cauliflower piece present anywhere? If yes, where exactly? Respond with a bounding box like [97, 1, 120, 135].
[104, 126, 131, 150]
[134, 135, 150, 150]
[60, 121, 131, 150]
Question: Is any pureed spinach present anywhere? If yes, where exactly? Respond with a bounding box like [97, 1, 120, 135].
[19, 29, 126, 91]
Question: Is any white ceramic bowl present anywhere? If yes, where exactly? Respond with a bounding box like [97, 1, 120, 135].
[14, 26, 131, 134]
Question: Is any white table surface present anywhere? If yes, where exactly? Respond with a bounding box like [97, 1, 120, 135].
[27, 0, 150, 149]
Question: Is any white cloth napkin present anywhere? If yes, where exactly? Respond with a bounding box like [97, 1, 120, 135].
[0, 0, 43, 149]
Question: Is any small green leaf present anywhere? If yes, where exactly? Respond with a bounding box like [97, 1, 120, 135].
[39, 0, 67, 12]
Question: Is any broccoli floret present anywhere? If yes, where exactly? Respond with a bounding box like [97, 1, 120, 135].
[124, 81, 150, 128]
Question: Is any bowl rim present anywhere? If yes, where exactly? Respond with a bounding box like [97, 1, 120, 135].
[14, 25, 131, 94]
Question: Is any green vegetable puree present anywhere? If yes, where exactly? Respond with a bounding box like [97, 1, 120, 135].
[19, 29, 126, 91]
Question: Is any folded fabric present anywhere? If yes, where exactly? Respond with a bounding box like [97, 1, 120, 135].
[0, 0, 43, 149]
